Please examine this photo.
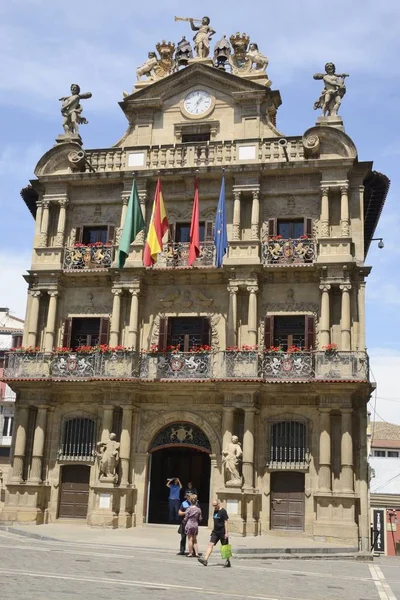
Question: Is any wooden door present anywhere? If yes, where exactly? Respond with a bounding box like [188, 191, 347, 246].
[270, 472, 305, 530]
[59, 465, 90, 519]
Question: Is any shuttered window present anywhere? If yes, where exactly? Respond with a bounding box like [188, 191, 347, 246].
[158, 317, 211, 352]
[264, 316, 315, 350]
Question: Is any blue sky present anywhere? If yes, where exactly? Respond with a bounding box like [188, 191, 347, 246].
[0, 0, 399, 422]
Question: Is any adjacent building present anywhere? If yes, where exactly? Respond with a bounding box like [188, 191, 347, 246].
[0, 23, 389, 549]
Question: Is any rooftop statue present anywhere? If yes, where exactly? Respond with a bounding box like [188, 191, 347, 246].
[136, 52, 159, 81]
[246, 43, 268, 73]
[135, 41, 176, 85]
[175, 15, 216, 59]
[59, 84, 92, 136]
[313, 63, 349, 117]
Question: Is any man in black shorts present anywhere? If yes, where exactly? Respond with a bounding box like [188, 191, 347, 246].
[198, 499, 231, 568]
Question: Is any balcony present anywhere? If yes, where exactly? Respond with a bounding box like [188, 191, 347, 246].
[3, 350, 369, 382]
[63, 244, 113, 270]
[262, 237, 316, 266]
[155, 242, 215, 268]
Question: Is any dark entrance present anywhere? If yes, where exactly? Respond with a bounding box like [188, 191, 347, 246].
[59, 465, 90, 519]
[148, 447, 211, 524]
[270, 472, 305, 530]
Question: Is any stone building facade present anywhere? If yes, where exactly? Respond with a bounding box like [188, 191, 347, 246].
[0, 33, 389, 549]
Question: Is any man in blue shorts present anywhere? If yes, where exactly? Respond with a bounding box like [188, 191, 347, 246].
[198, 499, 231, 568]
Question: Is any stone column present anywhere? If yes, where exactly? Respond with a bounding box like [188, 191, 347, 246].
[39, 200, 50, 247]
[251, 190, 260, 240]
[118, 192, 130, 244]
[320, 187, 329, 237]
[34, 201, 43, 245]
[318, 408, 331, 492]
[137, 190, 147, 243]
[341, 408, 354, 492]
[247, 286, 258, 346]
[232, 190, 241, 241]
[340, 185, 350, 237]
[340, 284, 352, 351]
[242, 407, 256, 490]
[10, 406, 30, 482]
[120, 406, 133, 486]
[109, 288, 123, 347]
[29, 407, 48, 483]
[127, 288, 140, 349]
[222, 405, 235, 454]
[22, 291, 33, 347]
[27, 291, 42, 347]
[101, 405, 114, 442]
[55, 198, 69, 247]
[227, 285, 238, 347]
[319, 284, 331, 347]
[358, 281, 366, 351]
[44, 291, 59, 352]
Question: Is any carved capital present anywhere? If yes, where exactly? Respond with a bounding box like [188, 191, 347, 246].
[247, 286, 259, 294]
[319, 284, 331, 293]
[252, 190, 259, 201]
[41, 200, 50, 210]
[320, 186, 329, 196]
[47, 290, 59, 298]
[138, 191, 147, 204]
[233, 190, 241, 202]
[339, 284, 352, 292]
[121, 195, 130, 206]
[30, 290, 42, 299]
[111, 288, 123, 297]
[129, 287, 140, 297]
[340, 185, 349, 195]
[227, 285, 239, 295]
[59, 198, 69, 208]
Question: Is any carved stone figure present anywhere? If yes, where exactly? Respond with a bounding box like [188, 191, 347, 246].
[136, 52, 159, 81]
[313, 63, 349, 117]
[135, 41, 176, 85]
[246, 43, 268, 72]
[175, 36, 193, 67]
[59, 84, 92, 136]
[190, 16, 216, 59]
[96, 433, 120, 482]
[222, 434, 243, 486]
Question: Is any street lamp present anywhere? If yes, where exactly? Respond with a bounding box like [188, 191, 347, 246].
[372, 237, 384, 249]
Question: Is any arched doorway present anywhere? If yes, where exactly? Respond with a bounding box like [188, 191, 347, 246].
[147, 422, 211, 524]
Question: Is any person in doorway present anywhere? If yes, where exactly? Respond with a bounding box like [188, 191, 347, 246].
[198, 499, 231, 567]
[166, 477, 182, 523]
[177, 492, 192, 555]
[185, 481, 197, 497]
[182, 494, 202, 558]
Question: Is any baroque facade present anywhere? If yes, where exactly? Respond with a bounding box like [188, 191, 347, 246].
[0, 23, 389, 549]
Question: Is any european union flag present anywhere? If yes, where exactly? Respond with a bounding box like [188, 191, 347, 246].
[214, 176, 228, 267]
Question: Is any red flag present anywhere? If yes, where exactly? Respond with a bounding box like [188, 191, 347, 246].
[188, 177, 200, 266]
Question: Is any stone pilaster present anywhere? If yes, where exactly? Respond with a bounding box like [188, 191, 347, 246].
[251, 190, 260, 240]
[319, 284, 331, 347]
[222, 403, 235, 453]
[27, 291, 41, 347]
[39, 200, 50, 247]
[55, 198, 69, 247]
[137, 190, 147, 244]
[341, 408, 354, 492]
[109, 288, 123, 346]
[22, 291, 33, 347]
[29, 407, 48, 483]
[101, 405, 114, 442]
[242, 407, 256, 490]
[340, 284, 352, 351]
[227, 284, 238, 347]
[120, 406, 133, 486]
[44, 291, 59, 352]
[340, 185, 350, 237]
[318, 408, 331, 492]
[247, 285, 258, 347]
[10, 406, 30, 483]
[320, 187, 329, 237]
[34, 201, 43, 247]
[358, 280, 366, 351]
[117, 191, 130, 244]
[127, 288, 140, 349]
[232, 190, 241, 241]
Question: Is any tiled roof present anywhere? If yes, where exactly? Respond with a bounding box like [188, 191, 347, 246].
[371, 422, 400, 443]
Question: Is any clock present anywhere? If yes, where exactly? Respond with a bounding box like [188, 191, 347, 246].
[183, 90, 212, 116]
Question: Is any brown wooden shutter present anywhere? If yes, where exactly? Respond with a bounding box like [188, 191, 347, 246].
[12, 335, 23, 349]
[158, 317, 168, 351]
[201, 318, 211, 346]
[268, 219, 277, 237]
[264, 316, 274, 349]
[107, 225, 116, 244]
[75, 228, 83, 243]
[63, 318, 72, 348]
[304, 315, 315, 350]
[205, 220, 214, 241]
[99, 317, 110, 345]
[169, 223, 176, 243]
[304, 218, 313, 237]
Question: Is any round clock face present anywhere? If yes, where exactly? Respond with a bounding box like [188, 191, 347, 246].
[183, 90, 212, 115]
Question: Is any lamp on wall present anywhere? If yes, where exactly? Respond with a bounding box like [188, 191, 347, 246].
[372, 237, 384, 249]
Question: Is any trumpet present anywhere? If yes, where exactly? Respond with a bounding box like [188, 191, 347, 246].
[174, 16, 202, 23]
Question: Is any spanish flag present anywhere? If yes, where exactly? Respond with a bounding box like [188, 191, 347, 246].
[143, 178, 169, 267]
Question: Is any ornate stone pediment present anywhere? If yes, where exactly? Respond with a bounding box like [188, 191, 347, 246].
[35, 142, 83, 177]
[302, 126, 357, 160]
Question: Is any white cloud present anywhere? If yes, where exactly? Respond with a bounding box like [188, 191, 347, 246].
[369, 348, 400, 425]
[0, 251, 31, 319]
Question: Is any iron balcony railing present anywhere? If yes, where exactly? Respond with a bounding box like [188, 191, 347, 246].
[262, 237, 316, 265]
[63, 244, 113, 270]
[3, 350, 369, 382]
[155, 242, 215, 268]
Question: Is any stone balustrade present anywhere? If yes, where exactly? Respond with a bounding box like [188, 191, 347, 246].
[4, 350, 369, 382]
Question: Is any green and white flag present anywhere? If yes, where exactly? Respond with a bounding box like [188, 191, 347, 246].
[118, 179, 145, 268]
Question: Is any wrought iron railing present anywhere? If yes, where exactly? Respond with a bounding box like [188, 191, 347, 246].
[262, 237, 316, 265]
[155, 242, 215, 268]
[3, 350, 369, 382]
[63, 244, 113, 270]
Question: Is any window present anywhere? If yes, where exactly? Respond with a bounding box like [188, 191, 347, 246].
[59, 417, 96, 460]
[11, 335, 22, 349]
[264, 315, 315, 351]
[74, 225, 115, 245]
[388, 451, 399, 458]
[158, 317, 211, 352]
[182, 132, 211, 143]
[373, 450, 386, 457]
[2, 416, 13, 437]
[268, 217, 313, 239]
[169, 221, 214, 243]
[63, 317, 110, 349]
[269, 421, 308, 464]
